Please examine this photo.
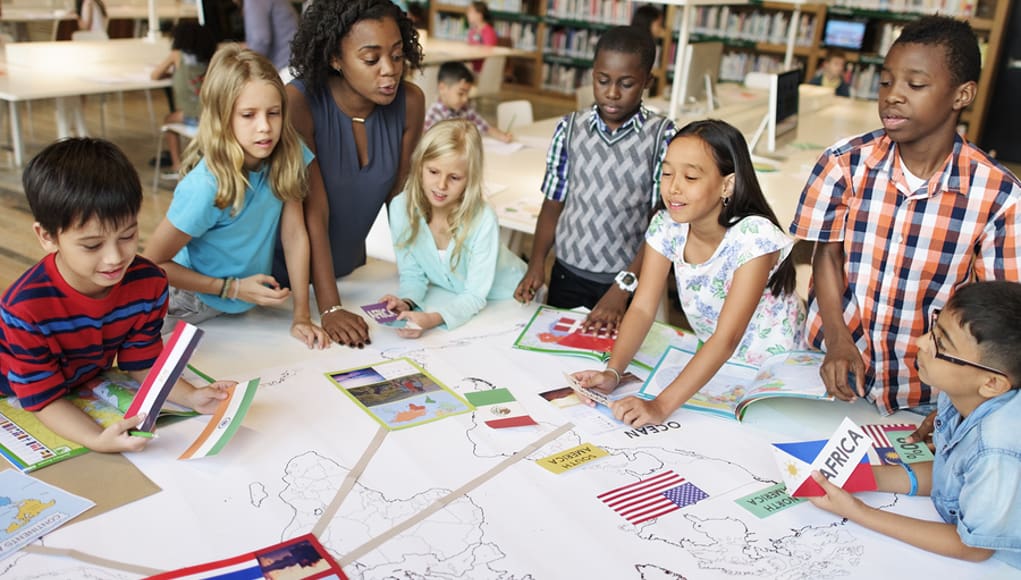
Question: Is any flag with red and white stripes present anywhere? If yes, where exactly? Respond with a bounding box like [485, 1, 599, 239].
[861, 423, 915, 448]
[597, 470, 689, 525]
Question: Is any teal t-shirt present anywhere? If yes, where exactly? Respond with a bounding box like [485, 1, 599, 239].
[168, 144, 313, 313]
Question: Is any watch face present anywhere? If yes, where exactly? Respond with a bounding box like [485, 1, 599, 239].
[622, 273, 636, 285]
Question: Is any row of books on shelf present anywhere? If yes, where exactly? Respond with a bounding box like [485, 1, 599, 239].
[541, 62, 590, 94]
[683, 7, 817, 48]
[829, 0, 978, 17]
[545, 0, 630, 25]
[664, 51, 791, 84]
[545, 27, 602, 60]
[433, 0, 526, 10]
[432, 14, 539, 50]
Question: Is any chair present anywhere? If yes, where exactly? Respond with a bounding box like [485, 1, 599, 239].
[472, 56, 506, 100]
[152, 123, 199, 193]
[496, 100, 533, 133]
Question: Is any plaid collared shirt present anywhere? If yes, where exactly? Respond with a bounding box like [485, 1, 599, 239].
[423, 101, 490, 134]
[540, 104, 675, 203]
[790, 129, 1021, 415]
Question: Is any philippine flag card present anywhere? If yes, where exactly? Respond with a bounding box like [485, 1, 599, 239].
[772, 417, 876, 497]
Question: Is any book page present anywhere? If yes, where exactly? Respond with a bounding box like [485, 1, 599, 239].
[740, 351, 829, 404]
[638, 346, 758, 420]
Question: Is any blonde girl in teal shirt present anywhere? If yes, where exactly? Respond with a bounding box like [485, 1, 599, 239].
[380, 119, 526, 338]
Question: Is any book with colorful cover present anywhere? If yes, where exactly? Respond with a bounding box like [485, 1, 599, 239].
[638, 346, 832, 421]
[326, 358, 474, 430]
[512, 305, 699, 371]
[0, 368, 202, 472]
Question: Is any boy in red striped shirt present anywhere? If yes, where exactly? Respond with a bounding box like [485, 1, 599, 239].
[0, 138, 228, 453]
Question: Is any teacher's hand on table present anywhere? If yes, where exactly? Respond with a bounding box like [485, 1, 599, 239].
[321, 308, 370, 348]
[610, 396, 669, 428]
[819, 338, 866, 402]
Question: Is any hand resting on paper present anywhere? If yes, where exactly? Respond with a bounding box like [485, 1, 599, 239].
[169, 379, 234, 415]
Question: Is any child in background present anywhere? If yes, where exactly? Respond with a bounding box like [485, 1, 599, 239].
[144, 46, 328, 350]
[808, 50, 851, 97]
[514, 26, 675, 335]
[0, 138, 229, 452]
[790, 16, 1021, 416]
[151, 21, 218, 177]
[573, 120, 804, 427]
[809, 280, 1021, 569]
[424, 62, 513, 142]
[630, 4, 664, 39]
[465, 1, 497, 72]
[380, 119, 526, 338]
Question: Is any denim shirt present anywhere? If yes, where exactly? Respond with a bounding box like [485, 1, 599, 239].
[931, 389, 1021, 568]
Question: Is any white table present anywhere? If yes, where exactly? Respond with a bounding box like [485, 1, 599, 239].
[0, 38, 172, 166]
[5, 258, 1014, 578]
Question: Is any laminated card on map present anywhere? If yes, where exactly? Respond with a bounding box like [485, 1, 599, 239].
[772, 417, 877, 498]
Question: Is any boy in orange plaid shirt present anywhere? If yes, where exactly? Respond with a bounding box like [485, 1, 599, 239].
[790, 16, 1021, 416]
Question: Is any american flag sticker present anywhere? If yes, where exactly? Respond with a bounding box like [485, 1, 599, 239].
[597, 470, 688, 525]
[662, 482, 709, 508]
[861, 424, 915, 448]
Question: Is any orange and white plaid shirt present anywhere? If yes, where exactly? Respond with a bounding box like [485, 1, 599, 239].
[790, 130, 1021, 415]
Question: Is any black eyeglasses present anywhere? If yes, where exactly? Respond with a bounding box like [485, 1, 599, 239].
[929, 309, 1008, 376]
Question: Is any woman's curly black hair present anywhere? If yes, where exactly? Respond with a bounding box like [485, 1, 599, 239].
[289, 0, 423, 92]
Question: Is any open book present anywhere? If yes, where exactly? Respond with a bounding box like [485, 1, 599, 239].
[0, 369, 200, 472]
[638, 346, 832, 421]
[513, 305, 700, 371]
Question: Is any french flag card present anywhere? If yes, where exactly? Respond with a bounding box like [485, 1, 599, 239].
[772, 417, 877, 498]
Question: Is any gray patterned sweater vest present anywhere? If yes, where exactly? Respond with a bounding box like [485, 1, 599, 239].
[555, 110, 672, 282]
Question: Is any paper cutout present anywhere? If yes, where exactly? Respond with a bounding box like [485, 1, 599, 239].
[326, 359, 473, 430]
[150, 533, 348, 579]
[179, 378, 259, 460]
[563, 373, 609, 406]
[536, 443, 608, 474]
[125, 321, 204, 433]
[361, 301, 400, 325]
[860, 423, 929, 465]
[0, 470, 95, 560]
[597, 470, 691, 525]
[772, 417, 876, 497]
[463, 388, 537, 429]
[887, 430, 935, 465]
[735, 482, 806, 518]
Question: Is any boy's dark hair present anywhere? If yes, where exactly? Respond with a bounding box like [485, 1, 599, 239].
[290, 0, 422, 91]
[438, 61, 474, 86]
[172, 21, 218, 63]
[595, 25, 656, 74]
[630, 4, 662, 36]
[945, 281, 1021, 389]
[470, 1, 493, 25]
[669, 119, 796, 297]
[24, 138, 142, 235]
[893, 15, 980, 86]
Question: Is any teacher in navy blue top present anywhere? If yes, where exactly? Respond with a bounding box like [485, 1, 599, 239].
[283, 0, 425, 347]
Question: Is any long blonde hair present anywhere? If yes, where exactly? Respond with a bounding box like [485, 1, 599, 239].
[182, 44, 306, 214]
[400, 119, 485, 270]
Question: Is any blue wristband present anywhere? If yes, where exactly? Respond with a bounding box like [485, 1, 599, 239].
[900, 462, 918, 496]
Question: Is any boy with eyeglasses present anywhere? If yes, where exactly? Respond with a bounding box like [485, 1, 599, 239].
[808, 280, 1021, 568]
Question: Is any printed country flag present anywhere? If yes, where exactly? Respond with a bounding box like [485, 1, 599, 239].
[178, 378, 259, 460]
[861, 423, 916, 448]
[464, 388, 537, 429]
[125, 321, 204, 433]
[772, 440, 875, 497]
[662, 481, 710, 508]
[150, 534, 347, 579]
[598, 470, 689, 525]
[552, 316, 586, 334]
